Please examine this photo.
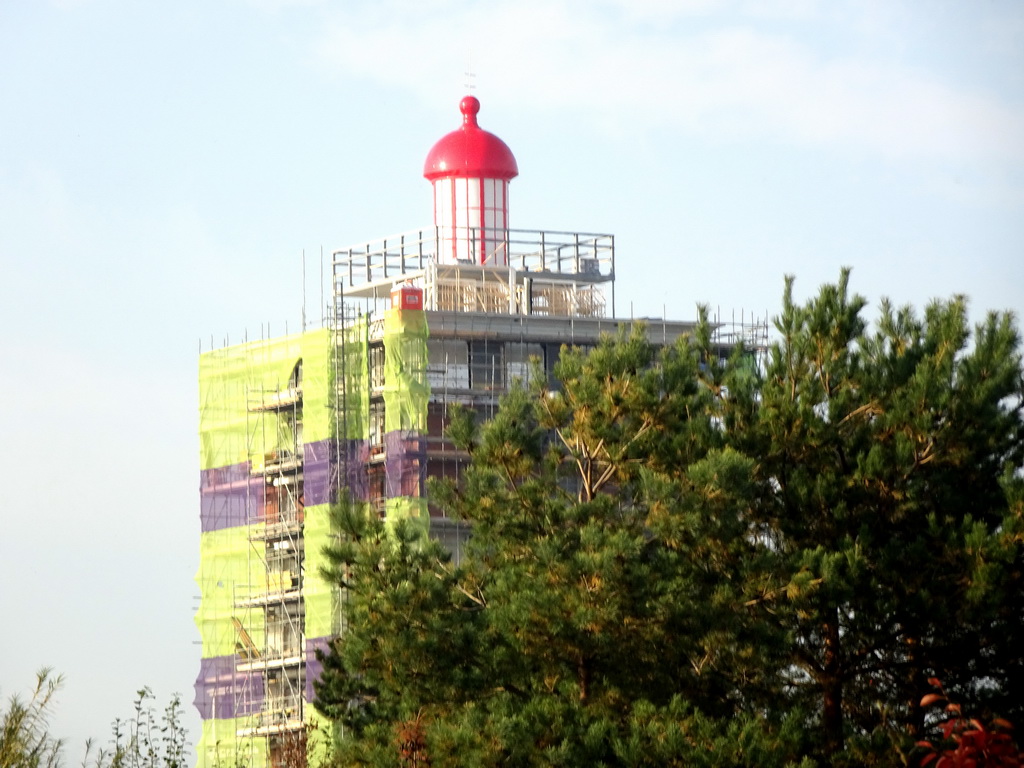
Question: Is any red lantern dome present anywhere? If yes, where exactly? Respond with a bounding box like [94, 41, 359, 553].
[424, 96, 519, 181]
[424, 97, 518, 266]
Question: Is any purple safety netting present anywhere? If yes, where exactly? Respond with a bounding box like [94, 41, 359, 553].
[342, 439, 371, 501]
[200, 464, 264, 533]
[192, 655, 265, 720]
[303, 439, 332, 506]
[384, 431, 427, 499]
[305, 636, 334, 703]
[304, 438, 370, 505]
[203, 439, 372, 533]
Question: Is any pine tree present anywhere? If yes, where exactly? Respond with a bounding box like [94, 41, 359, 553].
[316, 273, 1024, 767]
[318, 326, 806, 767]
[725, 271, 1024, 764]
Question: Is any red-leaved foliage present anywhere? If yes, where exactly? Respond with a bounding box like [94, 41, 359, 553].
[917, 680, 1022, 768]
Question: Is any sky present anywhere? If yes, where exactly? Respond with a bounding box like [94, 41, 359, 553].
[1, 0, 1023, 760]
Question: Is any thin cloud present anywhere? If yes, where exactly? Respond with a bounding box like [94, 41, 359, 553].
[241, 0, 325, 10]
[311, 0, 1024, 164]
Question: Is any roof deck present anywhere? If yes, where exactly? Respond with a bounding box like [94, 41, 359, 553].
[332, 227, 617, 321]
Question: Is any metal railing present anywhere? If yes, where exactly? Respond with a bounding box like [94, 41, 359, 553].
[332, 226, 615, 291]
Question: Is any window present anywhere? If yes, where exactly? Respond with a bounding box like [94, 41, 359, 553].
[427, 340, 469, 389]
[369, 344, 385, 390]
[469, 340, 504, 391]
[506, 342, 543, 386]
[369, 401, 385, 448]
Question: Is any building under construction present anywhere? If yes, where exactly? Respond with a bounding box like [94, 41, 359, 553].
[193, 96, 766, 768]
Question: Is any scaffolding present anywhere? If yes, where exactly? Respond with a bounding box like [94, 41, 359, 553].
[195, 329, 335, 768]
[237, 360, 306, 741]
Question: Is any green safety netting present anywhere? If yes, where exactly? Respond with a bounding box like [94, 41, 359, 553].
[195, 718, 266, 768]
[194, 527, 265, 657]
[383, 308, 429, 433]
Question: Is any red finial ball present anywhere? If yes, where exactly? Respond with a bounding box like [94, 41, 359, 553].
[460, 95, 481, 125]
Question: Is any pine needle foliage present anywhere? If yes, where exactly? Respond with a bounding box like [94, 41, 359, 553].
[317, 272, 1024, 768]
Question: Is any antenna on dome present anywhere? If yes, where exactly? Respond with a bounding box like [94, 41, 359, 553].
[464, 53, 476, 91]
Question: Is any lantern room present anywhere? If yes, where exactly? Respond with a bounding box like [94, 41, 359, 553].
[423, 96, 519, 266]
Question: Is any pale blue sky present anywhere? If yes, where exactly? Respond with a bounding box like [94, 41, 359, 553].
[2, 0, 1022, 759]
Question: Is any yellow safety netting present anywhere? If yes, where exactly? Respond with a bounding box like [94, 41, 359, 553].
[380, 307, 431, 540]
[385, 496, 429, 537]
[197, 327, 334, 655]
[383, 309, 429, 433]
[193, 314, 423, 765]
[305, 704, 332, 767]
[196, 327, 338, 768]
[338, 318, 370, 440]
[195, 718, 266, 768]
[303, 501, 341, 639]
[194, 527, 265, 657]
[300, 328, 333, 445]
[199, 329, 332, 471]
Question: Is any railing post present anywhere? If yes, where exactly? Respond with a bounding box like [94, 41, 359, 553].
[609, 235, 616, 316]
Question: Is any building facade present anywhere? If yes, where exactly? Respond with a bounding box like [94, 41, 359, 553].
[193, 96, 763, 767]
